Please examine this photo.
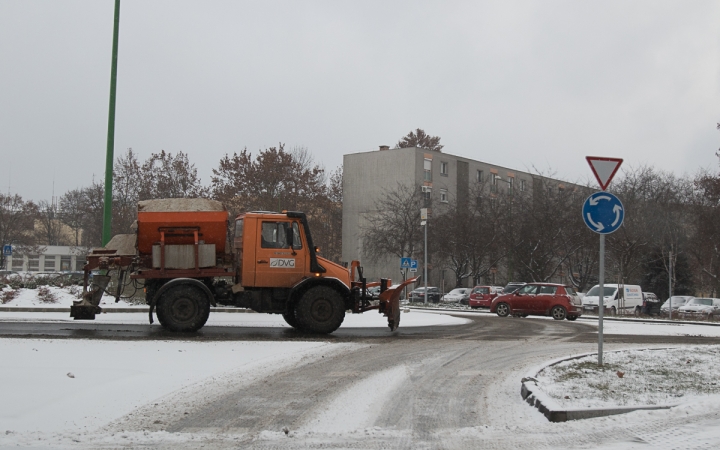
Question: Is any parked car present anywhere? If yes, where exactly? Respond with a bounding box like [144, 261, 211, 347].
[660, 296, 694, 316]
[490, 283, 583, 320]
[468, 285, 504, 309]
[366, 286, 381, 299]
[640, 292, 661, 316]
[503, 282, 526, 294]
[581, 284, 643, 315]
[410, 287, 441, 303]
[442, 288, 471, 304]
[677, 298, 720, 320]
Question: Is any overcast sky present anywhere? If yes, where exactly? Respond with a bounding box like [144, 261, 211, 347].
[1, 0, 719, 202]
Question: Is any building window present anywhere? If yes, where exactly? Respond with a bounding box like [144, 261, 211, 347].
[44, 256, 56, 272]
[490, 174, 498, 193]
[440, 162, 448, 176]
[520, 179, 526, 192]
[424, 158, 432, 182]
[11, 254, 24, 271]
[61, 256, 72, 271]
[28, 255, 40, 272]
[508, 177, 514, 195]
[440, 189, 448, 203]
[74, 255, 86, 270]
[423, 191, 431, 207]
[476, 170, 483, 183]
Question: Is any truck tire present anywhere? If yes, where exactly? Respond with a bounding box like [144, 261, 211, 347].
[295, 286, 345, 334]
[282, 306, 302, 330]
[156, 284, 210, 332]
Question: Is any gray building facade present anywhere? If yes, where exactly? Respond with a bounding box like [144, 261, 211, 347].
[342, 146, 573, 290]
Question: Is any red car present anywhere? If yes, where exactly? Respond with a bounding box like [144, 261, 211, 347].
[468, 285, 504, 308]
[490, 283, 583, 320]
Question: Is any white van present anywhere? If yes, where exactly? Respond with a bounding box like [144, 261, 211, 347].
[581, 284, 643, 315]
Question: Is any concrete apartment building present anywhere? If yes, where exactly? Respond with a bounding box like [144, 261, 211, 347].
[342, 146, 575, 289]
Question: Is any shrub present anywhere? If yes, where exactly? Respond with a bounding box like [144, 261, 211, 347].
[37, 286, 58, 304]
[1, 289, 18, 304]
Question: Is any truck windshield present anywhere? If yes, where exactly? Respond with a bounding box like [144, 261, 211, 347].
[586, 286, 617, 297]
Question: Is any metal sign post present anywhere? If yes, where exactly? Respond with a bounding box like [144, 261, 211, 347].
[421, 208, 428, 305]
[584, 157, 624, 366]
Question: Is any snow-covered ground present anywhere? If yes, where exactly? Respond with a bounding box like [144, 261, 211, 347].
[4, 287, 720, 448]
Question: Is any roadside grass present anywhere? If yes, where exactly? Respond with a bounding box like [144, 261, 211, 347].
[536, 346, 720, 407]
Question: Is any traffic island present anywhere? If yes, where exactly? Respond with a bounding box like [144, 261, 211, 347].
[518, 346, 720, 422]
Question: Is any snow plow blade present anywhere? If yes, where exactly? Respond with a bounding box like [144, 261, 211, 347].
[378, 276, 420, 332]
[70, 275, 111, 320]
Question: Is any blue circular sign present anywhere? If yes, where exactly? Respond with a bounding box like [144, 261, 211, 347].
[582, 192, 624, 234]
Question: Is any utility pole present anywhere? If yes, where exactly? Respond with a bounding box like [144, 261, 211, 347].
[668, 250, 673, 320]
[102, 0, 121, 246]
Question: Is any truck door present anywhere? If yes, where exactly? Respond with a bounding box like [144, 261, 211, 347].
[254, 220, 306, 287]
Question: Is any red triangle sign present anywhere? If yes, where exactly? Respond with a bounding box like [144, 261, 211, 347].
[586, 156, 623, 190]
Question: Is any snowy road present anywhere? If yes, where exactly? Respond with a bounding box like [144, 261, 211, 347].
[2, 310, 720, 448]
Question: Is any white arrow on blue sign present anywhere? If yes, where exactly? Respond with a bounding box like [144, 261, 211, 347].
[582, 192, 624, 234]
[400, 257, 411, 269]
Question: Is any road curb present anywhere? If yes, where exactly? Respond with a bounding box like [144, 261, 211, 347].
[406, 306, 720, 327]
[521, 351, 677, 422]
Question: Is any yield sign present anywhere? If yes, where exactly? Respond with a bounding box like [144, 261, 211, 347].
[586, 156, 623, 190]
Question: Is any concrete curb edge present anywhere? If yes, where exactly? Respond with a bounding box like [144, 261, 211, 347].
[521, 349, 678, 422]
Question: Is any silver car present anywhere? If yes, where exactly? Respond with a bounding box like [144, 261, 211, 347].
[678, 298, 720, 320]
[660, 296, 694, 315]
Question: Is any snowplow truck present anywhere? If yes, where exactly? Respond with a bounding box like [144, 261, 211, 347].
[71, 198, 418, 333]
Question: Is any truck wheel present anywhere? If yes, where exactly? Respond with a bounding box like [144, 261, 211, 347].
[282, 307, 302, 330]
[156, 284, 210, 332]
[295, 286, 345, 334]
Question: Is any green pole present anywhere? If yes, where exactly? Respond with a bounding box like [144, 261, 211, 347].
[102, 0, 121, 246]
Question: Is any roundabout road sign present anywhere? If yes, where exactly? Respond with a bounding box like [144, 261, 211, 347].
[582, 192, 624, 234]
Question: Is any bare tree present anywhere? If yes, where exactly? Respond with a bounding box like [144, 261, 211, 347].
[58, 189, 87, 246]
[396, 129, 444, 152]
[0, 194, 37, 269]
[35, 200, 70, 246]
[113, 148, 143, 234]
[360, 183, 424, 263]
[139, 150, 208, 200]
[79, 181, 105, 248]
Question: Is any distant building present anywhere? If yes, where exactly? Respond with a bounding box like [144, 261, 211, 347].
[342, 146, 579, 289]
[4, 245, 87, 273]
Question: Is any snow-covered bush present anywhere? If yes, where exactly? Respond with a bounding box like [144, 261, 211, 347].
[1, 288, 18, 304]
[66, 285, 82, 299]
[36, 286, 58, 304]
